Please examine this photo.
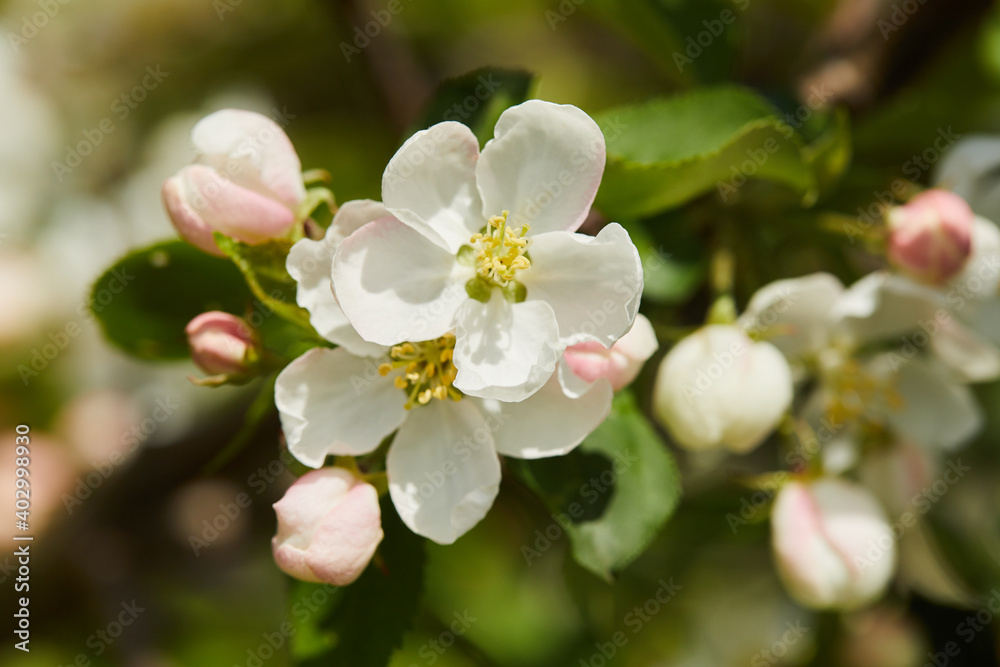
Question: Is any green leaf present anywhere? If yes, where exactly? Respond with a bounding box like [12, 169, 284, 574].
[90, 241, 251, 360]
[595, 86, 817, 218]
[213, 234, 315, 333]
[514, 392, 681, 581]
[412, 67, 535, 145]
[625, 220, 706, 304]
[294, 498, 425, 667]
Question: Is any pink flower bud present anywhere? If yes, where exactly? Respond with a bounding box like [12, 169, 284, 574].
[563, 314, 658, 390]
[162, 109, 306, 255]
[887, 189, 973, 284]
[772, 478, 896, 610]
[272, 468, 383, 585]
[185, 311, 260, 377]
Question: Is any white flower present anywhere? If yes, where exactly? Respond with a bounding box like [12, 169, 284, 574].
[272, 467, 383, 585]
[652, 324, 793, 453]
[281, 209, 614, 543]
[162, 109, 306, 255]
[771, 478, 896, 610]
[331, 100, 643, 402]
[740, 272, 990, 454]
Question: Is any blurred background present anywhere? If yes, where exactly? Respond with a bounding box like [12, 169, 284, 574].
[4, 0, 1000, 665]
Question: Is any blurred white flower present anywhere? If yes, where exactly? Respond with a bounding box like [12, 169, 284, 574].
[652, 324, 793, 453]
[771, 478, 896, 610]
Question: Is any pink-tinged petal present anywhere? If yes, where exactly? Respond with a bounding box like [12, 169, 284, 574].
[162, 172, 222, 256]
[888, 189, 973, 285]
[564, 313, 657, 390]
[333, 217, 471, 346]
[521, 223, 643, 347]
[387, 400, 501, 544]
[382, 122, 484, 252]
[480, 369, 613, 459]
[307, 483, 384, 585]
[453, 292, 562, 403]
[192, 108, 306, 207]
[272, 468, 383, 586]
[772, 478, 896, 611]
[168, 164, 297, 249]
[477, 100, 605, 234]
[275, 348, 408, 467]
[186, 311, 259, 376]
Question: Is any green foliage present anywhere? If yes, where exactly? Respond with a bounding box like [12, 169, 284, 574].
[595, 86, 818, 218]
[515, 392, 681, 581]
[213, 234, 315, 333]
[293, 498, 426, 667]
[412, 67, 536, 145]
[89, 241, 250, 360]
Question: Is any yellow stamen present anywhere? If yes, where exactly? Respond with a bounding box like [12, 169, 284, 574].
[470, 210, 531, 286]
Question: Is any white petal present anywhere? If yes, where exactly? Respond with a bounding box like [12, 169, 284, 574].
[738, 272, 843, 358]
[949, 216, 1000, 299]
[521, 223, 643, 347]
[192, 109, 306, 206]
[480, 370, 613, 459]
[275, 348, 408, 467]
[382, 122, 483, 252]
[387, 400, 501, 544]
[287, 200, 390, 357]
[933, 135, 1000, 222]
[929, 315, 1000, 382]
[453, 291, 561, 402]
[871, 356, 983, 451]
[477, 100, 605, 234]
[833, 272, 942, 345]
[333, 217, 471, 346]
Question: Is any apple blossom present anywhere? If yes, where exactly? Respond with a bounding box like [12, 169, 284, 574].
[332, 100, 643, 403]
[185, 311, 260, 377]
[740, 272, 992, 453]
[272, 468, 383, 585]
[886, 189, 972, 284]
[771, 478, 896, 610]
[563, 313, 658, 390]
[162, 109, 307, 255]
[282, 195, 617, 543]
[651, 324, 793, 453]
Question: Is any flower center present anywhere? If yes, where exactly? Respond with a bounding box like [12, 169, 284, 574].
[824, 359, 904, 424]
[470, 210, 531, 287]
[379, 334, 461, 409]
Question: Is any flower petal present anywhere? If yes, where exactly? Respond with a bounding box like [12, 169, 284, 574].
[870, 355, 983, 451]
[307, 482, 384, 585]
[928, 315, 1000, 382]
[949, 216, 1000, 299]
[275, 348, 408, 467]
[480, 369, 613, 459]
[168, 164, 297, 246]
[192, 108, 306, 206]
[382, 121, 483, 252]
[287, 200, 391, 356]
[387, 399, 501, 544]
[477, 100, 605, 234]
[521, 223, 643, 347]
[738, 272, 844, 358]
[333, 217, 471, 346]
[453, 291, 561, 402]
[833, 272, 942, 345]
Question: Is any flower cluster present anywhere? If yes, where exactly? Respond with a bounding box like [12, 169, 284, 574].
[166, 103, 650, 585]
[162, 102, 1000, 611]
